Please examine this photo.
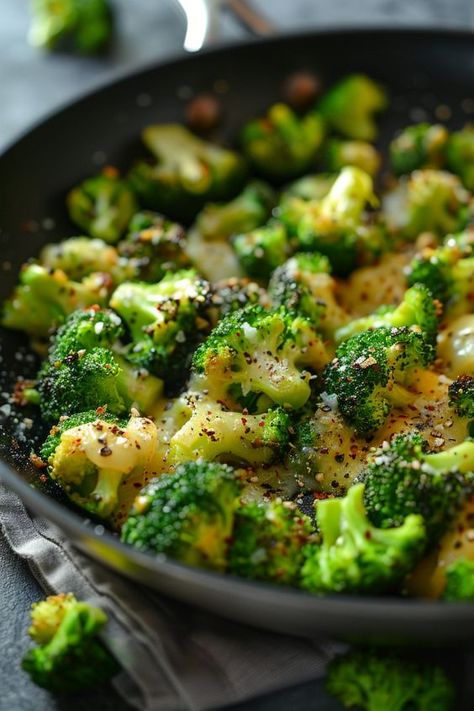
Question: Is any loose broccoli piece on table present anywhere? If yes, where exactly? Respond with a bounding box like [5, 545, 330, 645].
[389, 123, 449, 176]
[207, 277, 267, 325]
[196, 181, 276, 240]
[128, 124, 247, 222]
[192, 305, 329, 411]
[446, 124, 474, 191]
[326, 648, 454, 711]
[301, 483, 425, 594]
[229, 500, 313, 585]
[334, 283, 440, 345]
[443, 557, 474, 601]
[110, 270, 211, 384]
[317, 74, 387, 141]
[241, 103, 325, 182]
[1, 264, 111, 339]
[323, 326, 435, 437]
[40, 236, 136, 283]
[121, 460, 240, 570]
[362, 433, 474, 541]
[28, 0, 112, 54]
[41, 411, 159, 518]
[232, 221, 291, 280]
[22, 593, 119, 693]
[449, 375, 474, 421]
[67, 169, 137, 244]
[118, 211, 191, 282]
[325, 139, 381, 176]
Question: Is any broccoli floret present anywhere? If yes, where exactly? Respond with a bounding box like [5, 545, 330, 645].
[301, 483, 426, 594]
[229, 500, 313, 585]
[317, 74, 387, 141]
[446, 124, 474, 191]
[241, 103, 325, 182]
[443, 557, 474, 601]
[22, 593, 119, 693]
[168, 394, 291, 466]
[207, 277, 267, 325]
[276, 174, 336, 238]
[326, 648, 454, 711]
[46, 306, 124, 359]
[232, 221, 291, 280]
[41, 411, 159, 518]
[334, 283, 441, 346]
[110, 270, 211, 384]
[389, 123, 449, 176]
[28, 0, 112, 54]
[323, 327, 435, 437]
[192, 305, 329, 411]
[117, 211, 191, 282]
[362, 433, 474, 541]
[67, 169, 137, 244]
[40, 236, 136, 283]
[121, 460, 240, 570]
[449, 375, 474, 421]
[325, 139, 381, 176]
[1, 264, 111, 339]
[196, 181, 276, 240]
[128, 124, 246, 222]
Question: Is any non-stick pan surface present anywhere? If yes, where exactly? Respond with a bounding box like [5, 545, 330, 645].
[1, 29, 474, 643]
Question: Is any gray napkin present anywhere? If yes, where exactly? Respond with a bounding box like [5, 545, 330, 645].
[0, 481, 339, 710]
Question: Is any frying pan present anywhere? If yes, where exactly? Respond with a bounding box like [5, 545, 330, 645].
[1, 28, 474, 644]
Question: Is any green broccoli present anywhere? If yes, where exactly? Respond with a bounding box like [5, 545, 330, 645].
[443, 557, 474, 601]
[325, 139, 381, 176]
[28, 0, 112, 54]
[67, 169, 137, 244]
[334, 283, 440, 346]
[389, 123, 449, 176]
[323, 326, 435, 437]
[40, 236, 137, 283]
[449, 375, 474, 422]
[276, 173, 336, 239]
[361, 433, 474, 541]
[128, 124, 247, 222]
[241, 103, 325, 182]
[195, 181, 276, 240]
[301, 483, 426, 594]
[117, 211, 191, 282]
[232, 221, 291, 280]
[229, 500, 313, 585]
[326, 648, 454, 710]
[121, 460, 240, 570]
[22, 593, 119, 692]
[1, 263, 111, 339]
[317, 74, 387, 141]
[446, 124, 474, 191]
[207, 277, 267, 325]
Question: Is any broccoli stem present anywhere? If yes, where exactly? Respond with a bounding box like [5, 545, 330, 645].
[424, 440, 474, 474]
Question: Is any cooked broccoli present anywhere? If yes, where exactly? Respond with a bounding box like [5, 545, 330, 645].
[389, 123, 449, 176]
[317, 74, 387, 141]
[301, 483, 425, 594]
[326, 648, 454, 711]
[276, 174, 336, 239]
[325, 139, 381, 176]
[110, 270, 211, 384]
[449, 375, 474, 421]
[121, 460, 240, 570]
[229, 500, 313, 585]
[41, 410, 159, 518]
[22, 593, 119, 693]
[362, 433, 474, 541]
[40, 236, 136, 283]
[241, 103, 325, 182]
[196, 181, 276, 240]
[232, 221, 291, 280]
[443, 557, 474, 601]
[117, 211, 191, 282]
[67, 169, 137, 244]
[28, 0, 112, 54]
[192, 305, 329, 412]
[128, 124, 246, 222]
[1, 263, 111, 339]
[334, 283, 440, 346]
[207, 277, 267, 325]
[446, 124, 474, 191]
[323, 326, 435, 437]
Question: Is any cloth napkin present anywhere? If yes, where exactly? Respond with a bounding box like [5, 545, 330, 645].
[0, 481, 340, 710]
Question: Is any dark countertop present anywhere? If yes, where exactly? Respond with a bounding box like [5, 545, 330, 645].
[0, 2, 473, 709]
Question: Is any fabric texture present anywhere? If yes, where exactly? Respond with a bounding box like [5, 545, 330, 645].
[0, 481, 338, 710]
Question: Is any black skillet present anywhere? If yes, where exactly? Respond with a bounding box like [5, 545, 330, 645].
[1, 28, 474, 644]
